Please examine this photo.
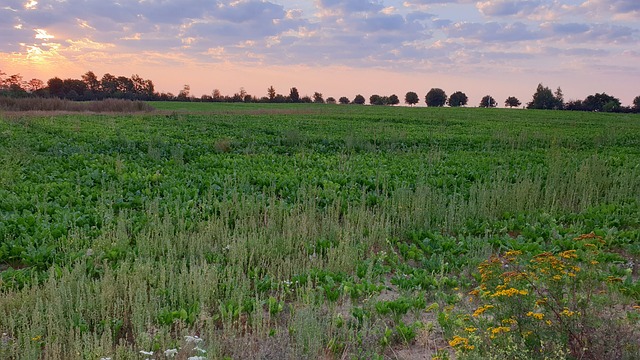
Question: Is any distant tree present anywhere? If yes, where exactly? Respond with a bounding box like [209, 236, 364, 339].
[63, 79, 87, 99]
[338, 96, 350, 104]
[239, 87, 247, 99]
[47, 77, 65, 97]
[554, 87, 564, 110]
[505, 96, 521, 108]
[267, 85, 276, 101]
[388, 94, 399, 105]
[326, 97, 336, 104]
[582, 93, 620, 112]
[634, 96, 640, 111]
[425, 88, 447, 107]
[244, 94, 253, 103]
[81, 71, 100, 92]
[405, 91, 419, 106]
[100, 73, 118, 96]
[212, 89, 222, 101]
[448, 91, 468, 107]
[178, 84, 191, 100]
[301, 95, 312, 103]
[289, 87, 300, 103]
[527, 83, 562, 110]
[352, 94, 365, 105]
[370, 94, 383, 105]
[313, 92, 324, 103]
[480, 95, 497, 108]
[564, 100, 583, 111]
[26, 78, 45, 93]
[274, 94, 286, 103]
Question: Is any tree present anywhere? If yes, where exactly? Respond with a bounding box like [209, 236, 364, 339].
[480, 95, 497, 108]
[582, 93, 620, 112]
[47, 77, 65, 97]
[448, 91, 468, 107]
[301, 95, 312, 103]
[100, 73, 118, 96]
[26, 78, 45, 93]
[81, 71, 100, 92]
[338, 96, 350, 104]
[289, 87, 300, 103]
[178, 84, 191, 100]
[554, 87, 564, 110]
[352, 94, 365, 104]
[63, 79, 87, 99]
[326, 97, 336, 104]
[527, 83, 562, 110]
[370, 94, 384, 105]
[313, 92, 324, 103]
[425, 88, 447, 107]
[388, 94, 399, 105]
[505, 96, 521, 108]
[634, 96, 640, 111]
[405, 91, 419, 106]
[212, 89, 222, 101]
[267, 86, 276, 101]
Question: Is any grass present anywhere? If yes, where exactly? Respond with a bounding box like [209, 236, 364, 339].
[0, 97, 154, 112]
[0, 103, 639, 359]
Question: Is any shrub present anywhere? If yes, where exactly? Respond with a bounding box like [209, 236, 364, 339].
[445, 233, 640, 360]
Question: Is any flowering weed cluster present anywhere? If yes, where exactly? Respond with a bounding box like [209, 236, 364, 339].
[445, 233, 640, 360]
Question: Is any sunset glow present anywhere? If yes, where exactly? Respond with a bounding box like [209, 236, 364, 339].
[1, 0, 639, 104]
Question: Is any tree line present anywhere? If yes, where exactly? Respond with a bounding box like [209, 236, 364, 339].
[1, 69, 639, 113]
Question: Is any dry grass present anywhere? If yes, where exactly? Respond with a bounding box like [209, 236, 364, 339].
[0, 97, 154, 112]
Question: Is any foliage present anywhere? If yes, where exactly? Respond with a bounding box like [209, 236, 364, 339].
[445, 234, 640, 359]
[338, 96, 350, 104]
[404, 91, 419, 106]
[505, 96, 521, 108]
[448, 91, 468, 107]
[289, 87, 300, 103]
[352, 94, 365, 104]
[425, 88, 447, 107]
[480, 95, 497, 108]
[527, 84, 563, 110]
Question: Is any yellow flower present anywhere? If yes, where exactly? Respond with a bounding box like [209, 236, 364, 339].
[590, 260, 599, 265]
[473, 305, 494, 317]
[546, 320, 553, 326]
[502, 318, 517, 325]
[491, 288, 528, 297]
[553, 275, 562, 281]
[489, 326, 511, 335]
[526, 311, 545, 320]
[31, 335, 42, 341]
[560, 308, 576, 317]
[449, 335, 469, 347]
[559, 250, 578, 259]
[465, 327, 478, 333]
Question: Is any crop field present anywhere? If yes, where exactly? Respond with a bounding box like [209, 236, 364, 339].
[1, 103, 639, 359]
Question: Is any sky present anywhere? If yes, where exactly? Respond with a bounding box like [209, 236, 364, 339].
[1, 0, 639, 106]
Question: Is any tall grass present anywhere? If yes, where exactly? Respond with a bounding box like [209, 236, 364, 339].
[0, 97, 153, 112]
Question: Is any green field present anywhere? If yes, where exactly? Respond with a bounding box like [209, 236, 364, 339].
[1, 103, 639, 359]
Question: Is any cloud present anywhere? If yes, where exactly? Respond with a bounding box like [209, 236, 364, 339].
[476, 1, 542, 17]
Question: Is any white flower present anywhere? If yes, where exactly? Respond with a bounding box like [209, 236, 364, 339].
[164, 348, 178, 357]
[99, 358, 112, 360]
[86, 248, 94, 256]
[184, 335, 203, 344]
[187, 357, 207, 360]
[194, 346, 207, 353]
[139, 350, 154, 355]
